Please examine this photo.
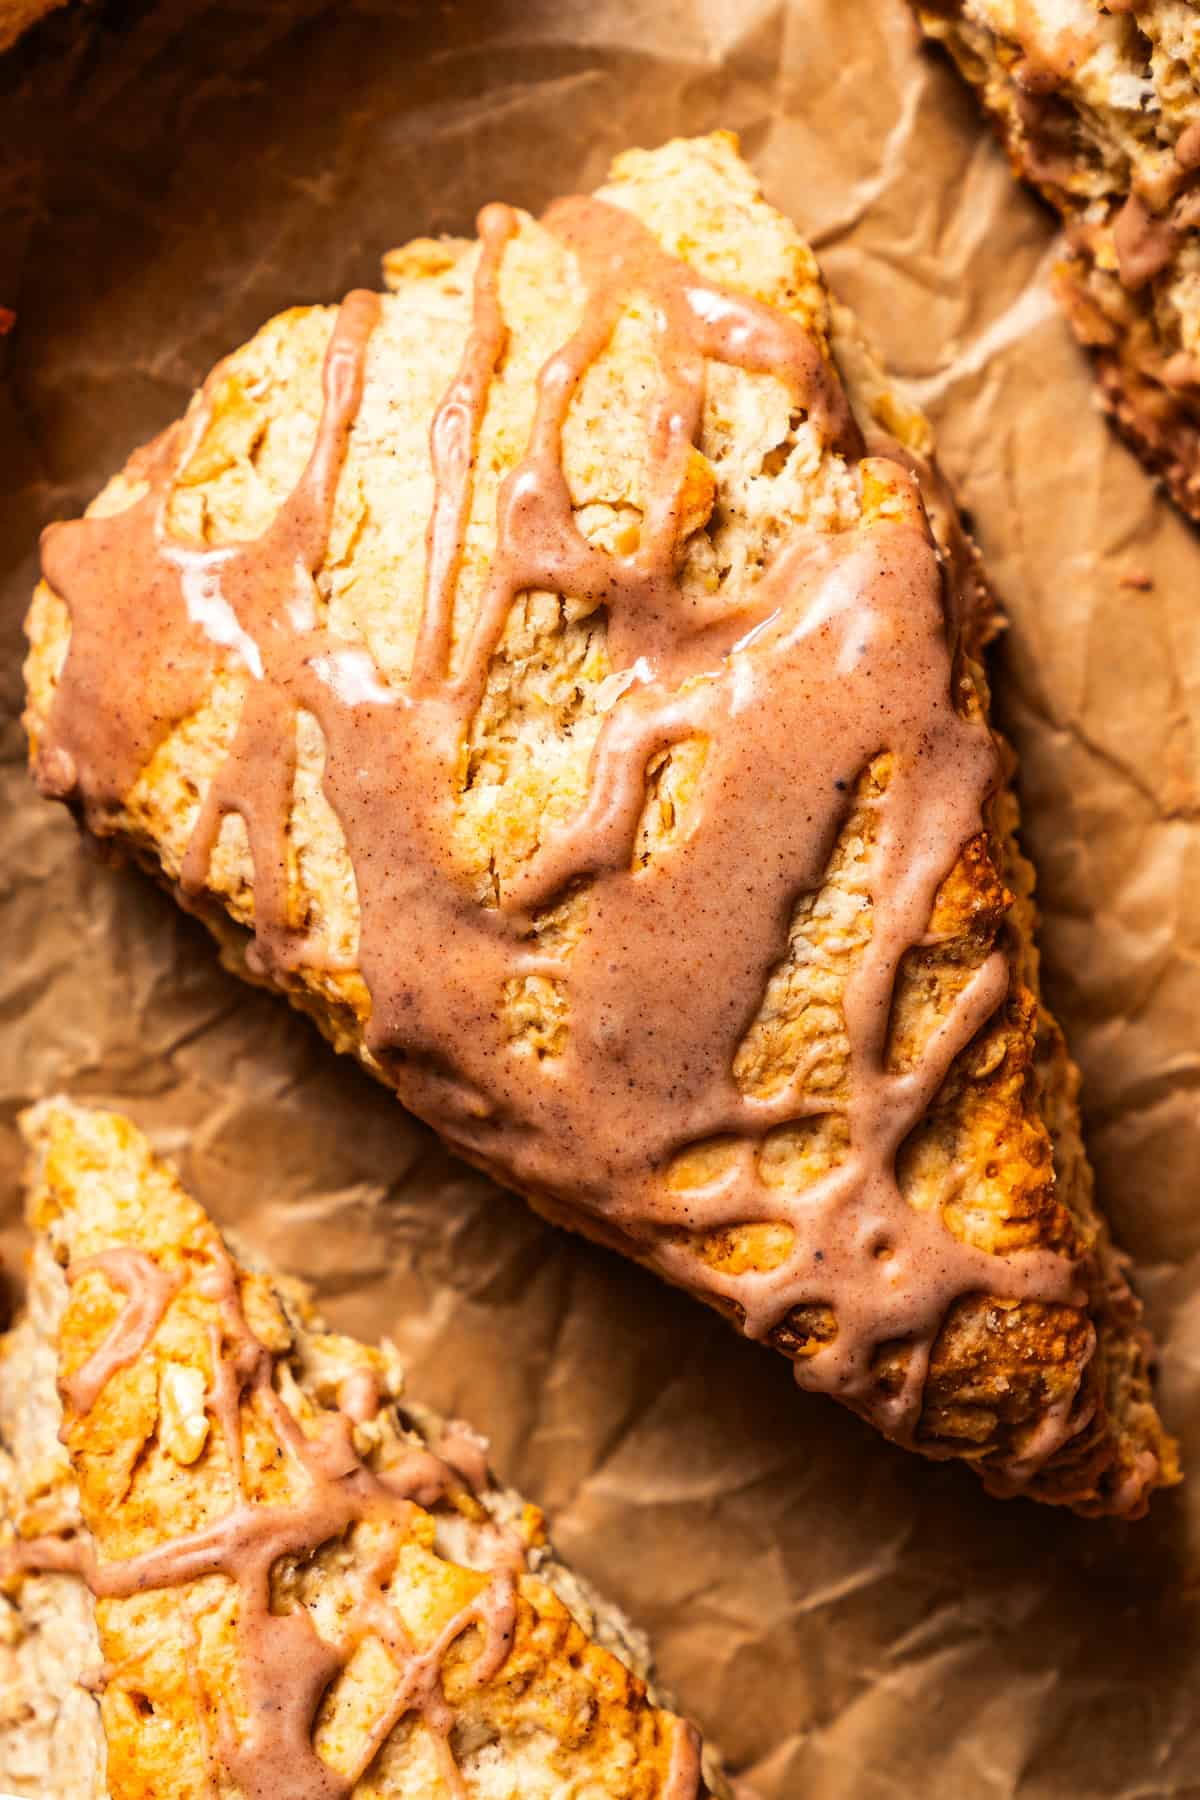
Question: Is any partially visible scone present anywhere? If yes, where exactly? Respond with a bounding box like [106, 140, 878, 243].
[0, 1213, 105, 1800]
[1, 1099, 719, 1800]
[916, 0, 1200, 516]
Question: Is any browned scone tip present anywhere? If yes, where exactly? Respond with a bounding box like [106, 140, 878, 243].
[22, 130, 1178, 1518]
[1, 1098, 722, 1800]
[0, 0, 67, 53]
[915, 0, 1200, 518]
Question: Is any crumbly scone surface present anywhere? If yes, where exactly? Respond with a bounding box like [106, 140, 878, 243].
[22, 132, 1176, 1514]
[916, 0, 1200, 515]
[1, 1099, 715, 1800]
[0, 1241, 106, 1800]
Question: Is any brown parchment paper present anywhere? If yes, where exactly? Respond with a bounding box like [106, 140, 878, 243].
[2, 2, 1199, 1794]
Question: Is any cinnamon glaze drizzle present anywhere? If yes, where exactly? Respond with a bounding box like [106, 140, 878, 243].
[60, 1247, 180, 1414]
[664, 1720, 704, 1800]
[31, 1242, 527, 1800]
[37, 195, 1086, 1474]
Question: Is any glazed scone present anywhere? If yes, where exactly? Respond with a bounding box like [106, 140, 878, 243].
[23, 131, 1177, 1515]
[915, 0, 1200, 517]
[0, 1099, 719, 1800]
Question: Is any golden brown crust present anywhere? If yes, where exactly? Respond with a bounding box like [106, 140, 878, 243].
[21, 131, 1177, 1515]
[0, 0, 66, 53]
[4, 1099, 719, 1800]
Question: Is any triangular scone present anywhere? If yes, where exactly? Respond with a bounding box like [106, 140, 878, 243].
[1, 1100, 717, 1800]
[23, 131, 1177, 1514]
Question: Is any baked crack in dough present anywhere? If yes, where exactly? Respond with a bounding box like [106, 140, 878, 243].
[0, 1099, 719, 1799]
[916, 0, 1200, 517]
[23, 131, 1178, 1515]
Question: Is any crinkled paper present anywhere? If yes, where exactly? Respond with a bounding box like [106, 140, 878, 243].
[1, 4, 1198, 1793]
